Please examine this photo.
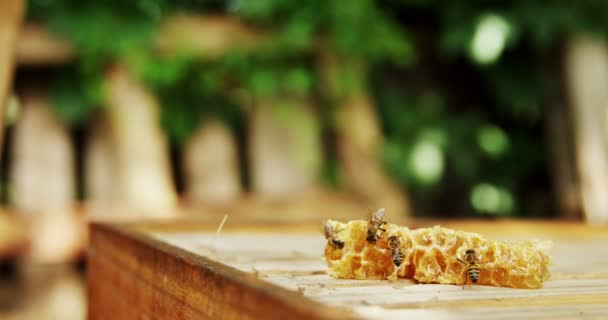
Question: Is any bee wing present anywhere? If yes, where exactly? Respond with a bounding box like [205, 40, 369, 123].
[322, 220, 333, 238]
[373, 208, 386, 220]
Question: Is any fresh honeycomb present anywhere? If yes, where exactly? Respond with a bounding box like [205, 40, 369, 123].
[323, 220, 552, 289]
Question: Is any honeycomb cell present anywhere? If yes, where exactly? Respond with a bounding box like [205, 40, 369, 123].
[323, 220, 552, 289]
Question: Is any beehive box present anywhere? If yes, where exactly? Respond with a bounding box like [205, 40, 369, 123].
[88, 220, 608, 319]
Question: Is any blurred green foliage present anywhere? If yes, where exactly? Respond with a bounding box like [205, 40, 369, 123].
[25, 0, 608, 216]
[134, 54, 242, 144]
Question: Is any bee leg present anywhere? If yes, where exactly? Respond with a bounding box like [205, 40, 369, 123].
[456, 259, 467, 289]
[377, 225, 387, 236]
[461, 269, 468, 289]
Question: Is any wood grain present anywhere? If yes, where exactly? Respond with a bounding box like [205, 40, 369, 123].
[90, 221, 608, 320]
[88, 223, 358, 320]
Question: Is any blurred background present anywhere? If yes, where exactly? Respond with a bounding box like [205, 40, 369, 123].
[2, 0, 608, 318]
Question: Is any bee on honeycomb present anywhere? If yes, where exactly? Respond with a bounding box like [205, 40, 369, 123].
[323, 219, 552, 289]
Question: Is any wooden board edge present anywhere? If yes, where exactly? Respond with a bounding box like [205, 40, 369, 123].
[88, 222, 361, 320]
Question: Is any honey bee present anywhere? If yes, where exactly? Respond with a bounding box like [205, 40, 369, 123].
[457, 249, 482, 288]
[323, 221, 344, 249]
[388, 235, 404, 267]
[366, 208, 387, 243]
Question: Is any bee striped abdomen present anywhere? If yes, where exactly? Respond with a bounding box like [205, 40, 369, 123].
[388, 235, 404, 267]
[332, 239, 345, 249]
[468, 266, 480, 283]
[366, 230, 377, 243]
[392, 249, 404, 267]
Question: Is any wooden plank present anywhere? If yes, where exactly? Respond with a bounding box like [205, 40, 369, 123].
[146, 221, 607, 320]
[89, 250, 210, 319]
[88, 223, 359, 320]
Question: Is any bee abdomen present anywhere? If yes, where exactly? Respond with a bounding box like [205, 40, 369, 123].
[332, 239, 345, 249]
[392, 250, 404, 267]
[366, 230, 377, 243]
[468, 267, 480, 283]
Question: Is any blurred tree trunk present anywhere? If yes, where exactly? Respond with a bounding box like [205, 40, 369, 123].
[320, 52, 411, 217]
[11, 89, 84, 262]
[0, 0, 24, 148]
[104, 64, 177, 216]
[183, 119, 241, 206]
[84, 114, 119, 215]
[249, 97, 323, 198]
[564, 35, 608, 224]
[546, 101, 581, 219]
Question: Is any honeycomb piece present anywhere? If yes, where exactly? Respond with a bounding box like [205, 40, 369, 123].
[323, 220, 552, 289]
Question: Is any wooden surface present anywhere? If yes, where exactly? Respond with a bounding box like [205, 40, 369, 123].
[89, 220, 608, 320]
[88, 222, 355, 320]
